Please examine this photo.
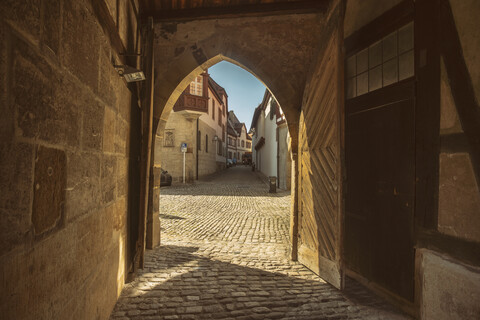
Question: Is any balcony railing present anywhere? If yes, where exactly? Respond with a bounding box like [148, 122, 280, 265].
[174, 93, 208, 113]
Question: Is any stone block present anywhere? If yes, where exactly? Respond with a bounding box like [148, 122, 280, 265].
[116, 156, 128, 197]
[419, 249, 480, 320]
[0, 143, 33, 256]
[13, 39, 81, 147]
[65, 151, 101, 221]
[98, 46, 119, 108]
[102, 154, 117, 204]
[0, 0, 41, 40]
[117, 89, 132, 123]
[32, 146, 66, 235]
[104, 105, 116, 153]
[61, 0, 99, 92]
[82, 99, 104, 151]
[113, 197, 127, 231]
[118, 0, 137, 53]
[42, 0, 61, 55]
[115, 118, 128, 154]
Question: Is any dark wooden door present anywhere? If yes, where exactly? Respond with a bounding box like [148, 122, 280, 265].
[345, 80, 415, 301]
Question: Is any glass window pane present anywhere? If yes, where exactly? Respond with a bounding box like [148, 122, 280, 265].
[357, 72, 369, 96]
[357, 49, 368, 74]
[369, 65, 382, 92]
[399, 50, 414, 80]
[369, 40, 382, 68]
[383, 31, 398, 62]
[398, 22, 414, 54]
[347, 55, 356, 78]
[347, 77, 356, 99]
[383, 58, 398, 86]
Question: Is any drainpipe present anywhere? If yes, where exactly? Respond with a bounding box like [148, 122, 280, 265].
[196, 118, 199, 180]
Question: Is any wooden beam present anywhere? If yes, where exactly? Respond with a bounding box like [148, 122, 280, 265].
[440, 133, 470, 153]
[345, 0, 414, 55]
[136, 17, 155, 269]
[140, 1, 329, 22]
[414, 0, 441, 229]
[416, 227, 480, 267]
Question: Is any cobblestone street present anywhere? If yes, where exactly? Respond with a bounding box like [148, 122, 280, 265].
[111, 166, 411, 320]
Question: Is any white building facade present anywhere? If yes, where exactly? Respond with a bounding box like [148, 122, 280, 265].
[251, 90, 291, 189]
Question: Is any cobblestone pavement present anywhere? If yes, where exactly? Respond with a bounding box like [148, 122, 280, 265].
[111, 166, 411, 320]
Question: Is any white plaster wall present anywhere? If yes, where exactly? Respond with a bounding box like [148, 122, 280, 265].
[278, 124, 290, 189]
[261, 100, 278, 178]
[252, 109, 265, 170]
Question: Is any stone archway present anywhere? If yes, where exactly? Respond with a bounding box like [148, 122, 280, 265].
[146, 12, 329, 253]
[151, 12, 328, 149]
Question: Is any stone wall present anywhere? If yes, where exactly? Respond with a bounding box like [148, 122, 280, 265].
[198, 119, 219, 178]
[158, 111, 196, 183]
[152, 11, 324, 155]
[157, 110, 224, 182]
[0, 0, 140, 319]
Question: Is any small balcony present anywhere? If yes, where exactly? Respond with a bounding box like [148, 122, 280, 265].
[174, 93, 209, 114]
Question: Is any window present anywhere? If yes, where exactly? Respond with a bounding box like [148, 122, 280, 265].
[205, 135, 208, 153]
[218, 108, 222, 126]
[212, 100, 215, 120]
[241, 140, 245, 148]
[189, 76, 203, 96]
[217, 140, 223, 156]
[223, 104, 226, 116]
[229, 151, 232, 158]
[197, 130, 201, 151]
[246, 142, 251, 149]
[237, 140, 239, 146]
[346, 21, 414, 99]
[164, 130, 174, 147]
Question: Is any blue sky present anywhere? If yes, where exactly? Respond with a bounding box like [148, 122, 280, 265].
[208, 61, 266, 130]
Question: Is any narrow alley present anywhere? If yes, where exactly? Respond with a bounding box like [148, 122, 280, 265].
[110, 166, 410, 320]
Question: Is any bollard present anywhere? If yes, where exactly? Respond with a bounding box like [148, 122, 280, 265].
[269, 176, 277, 193]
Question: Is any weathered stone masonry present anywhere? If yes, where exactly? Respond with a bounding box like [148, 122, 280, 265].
[0, 1, 141, 319]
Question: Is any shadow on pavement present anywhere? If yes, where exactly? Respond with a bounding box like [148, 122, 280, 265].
[113, 245, 411, 320]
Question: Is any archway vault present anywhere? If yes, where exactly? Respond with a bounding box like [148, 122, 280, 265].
[151, 11, 329, 152]
[146, 4, 345, 292]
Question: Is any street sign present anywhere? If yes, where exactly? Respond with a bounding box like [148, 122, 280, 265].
[181, 143, 187, 153]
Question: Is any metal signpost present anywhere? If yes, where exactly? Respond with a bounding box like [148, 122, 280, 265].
[181, 143, 187, 184]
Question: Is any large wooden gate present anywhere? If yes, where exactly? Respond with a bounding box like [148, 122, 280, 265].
[297, 30, 344, 289]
